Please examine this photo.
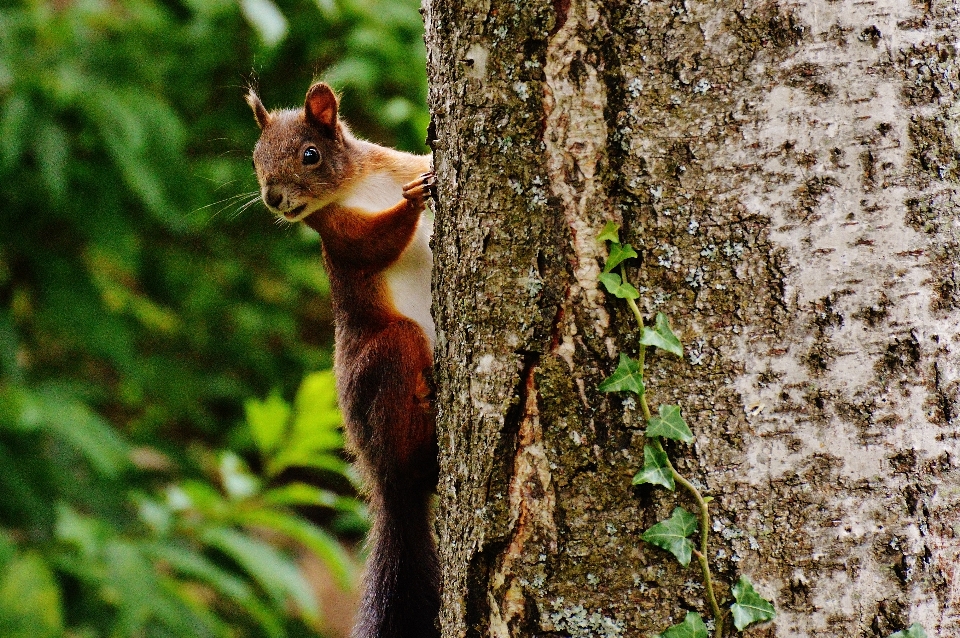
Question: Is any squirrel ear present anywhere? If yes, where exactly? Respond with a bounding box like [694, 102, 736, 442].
[246, 89, 271, 129]
[305, 82, 338, 135]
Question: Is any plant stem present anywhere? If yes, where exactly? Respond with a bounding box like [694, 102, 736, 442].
[652, 437, 724, 637]
[620, 263, 724, 637]
[620, 265, 650, 420]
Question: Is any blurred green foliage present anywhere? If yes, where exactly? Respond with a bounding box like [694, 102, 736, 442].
[0, 0, 427, 635]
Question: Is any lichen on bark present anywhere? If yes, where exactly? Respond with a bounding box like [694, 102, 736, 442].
[425, 0, 960, 636]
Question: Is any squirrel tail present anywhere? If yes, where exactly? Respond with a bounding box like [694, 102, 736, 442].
[352, 481, 440, 638]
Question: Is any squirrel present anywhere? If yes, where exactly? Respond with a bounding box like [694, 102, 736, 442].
[246, 82, 439, 638]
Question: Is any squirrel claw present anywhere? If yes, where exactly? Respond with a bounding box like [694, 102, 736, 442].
[403, 172, 436, 204]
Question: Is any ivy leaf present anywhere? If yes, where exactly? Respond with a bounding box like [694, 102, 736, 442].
[642, 507, 698, 567]
[598, 353, 645, 396]
[654, 611, 708, 638]
[599, 272, 640, 300]
[730, 576, 776, 630]
[640, 312, 682, 356]
[632, 444, 674, 490]
[604, 243, 638, 273]
[597, 221, 621, 243]
[646, 404, 694, 444]
[888, 625, 928, 638]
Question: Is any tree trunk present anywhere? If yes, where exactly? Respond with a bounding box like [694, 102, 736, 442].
[424, 0, 960, 636]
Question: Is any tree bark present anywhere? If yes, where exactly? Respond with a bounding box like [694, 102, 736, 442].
[424, 0, 960, 636]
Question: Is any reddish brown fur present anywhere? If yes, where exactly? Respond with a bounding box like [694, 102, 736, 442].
[305, 200, 436, 471]
[247, 83, 439, 638]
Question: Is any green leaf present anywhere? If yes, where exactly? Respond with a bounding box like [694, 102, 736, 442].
[100, 539, 213, 637]
[640, 312, 683, 356]
[265, 370, 346, 477]
[642, 507, 698, 567]
[598, 272, 640, 300]
[646, 404, 694, 443]
[0, 552, 64, 638]
[888, 625, 928, 638]
[54, 505, 111, 558]
[14, 387, 129, 477]
[604, 242, 638, 273]
[245, 392, 291, 458]
[219, 452, 261, 500]
[261, 483, 364, 516]
[233, 509, 355, 589]
[730, 576, 776, 630]
[0, 95, 30, 171]
[633, 444, 674, 490]
[290, 370, 343, 453]
[598, 353, 645, 396]
[169, 480, 228, 516]
[200, 526, 319, 621]
[597, 221, 621, 243]
[654, 611, 708, 638]
[146, 542, 283, 638]
[270, 453, 353, 482]
[240, 0, 289, 47]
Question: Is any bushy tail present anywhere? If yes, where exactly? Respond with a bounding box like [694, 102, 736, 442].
[352, 482, 440, 638]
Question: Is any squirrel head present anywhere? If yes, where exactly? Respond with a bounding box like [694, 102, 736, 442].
[247, 82, 358, 223]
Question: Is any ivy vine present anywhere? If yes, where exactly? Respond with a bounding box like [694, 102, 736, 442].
[596, 221, 775, 637]
[596, 222, 929, 638]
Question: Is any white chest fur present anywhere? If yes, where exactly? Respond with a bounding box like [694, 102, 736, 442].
[341, 172, 406, 213]
[340, 171, 435, 346]
[383, 216, 435, 345]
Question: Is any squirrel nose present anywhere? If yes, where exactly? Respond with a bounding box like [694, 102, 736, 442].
[264, 185, 284, 208]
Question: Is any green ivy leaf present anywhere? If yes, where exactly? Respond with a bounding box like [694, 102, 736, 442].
[604, 243, 638, 273]
[730, 576, 776, 630]
[888, 625, 928, 638]
[640, 312, 682, 356]
[597, 221, 621, 243]
[599, 272, 640, 300]
[632, 444, 674, 490]
[598, 353, 645, 396]
[654, 611, 708, 638]
[646, 404, 694, 443]
[642, 507, 698, 567]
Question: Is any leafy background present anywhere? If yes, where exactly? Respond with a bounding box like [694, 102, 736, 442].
[0, 0, 427, 636]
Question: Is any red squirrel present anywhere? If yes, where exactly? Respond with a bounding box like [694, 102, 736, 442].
[246, 82, 439, 638]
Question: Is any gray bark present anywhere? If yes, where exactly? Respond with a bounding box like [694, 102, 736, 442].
[424, 0, 960, 636]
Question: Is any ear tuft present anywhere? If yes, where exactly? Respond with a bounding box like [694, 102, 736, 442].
[246, 89, 271, 129]
[304, 82, 338, 136]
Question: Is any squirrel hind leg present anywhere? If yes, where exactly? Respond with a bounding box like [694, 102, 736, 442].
[340, 319, 437, 487]
[339, 318, 440, 638]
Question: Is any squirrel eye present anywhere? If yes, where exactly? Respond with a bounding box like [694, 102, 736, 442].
[302, 146, 320, 165]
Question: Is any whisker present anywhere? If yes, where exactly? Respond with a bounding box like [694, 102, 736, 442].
[192, 191, 257, 214]
[212, 179, 246, 192]
[231, 196, 264, 220]
[191, 191, 262, 227]
[197, 196, 257, 222]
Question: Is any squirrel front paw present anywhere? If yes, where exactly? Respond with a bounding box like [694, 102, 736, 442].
[402, 172, 435, 211]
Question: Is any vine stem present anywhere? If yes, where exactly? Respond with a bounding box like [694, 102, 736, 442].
[652, 436, 724, 638]
[621, 264, 725, 638]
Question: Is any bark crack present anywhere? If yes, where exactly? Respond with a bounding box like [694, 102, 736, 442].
[542, 0, 615, 368]
[488, 357, 557, 638]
